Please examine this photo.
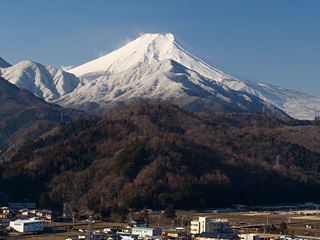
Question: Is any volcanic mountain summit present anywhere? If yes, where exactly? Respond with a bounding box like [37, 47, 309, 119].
[68, 33, 233, 82]
[2, 33, 320, 119]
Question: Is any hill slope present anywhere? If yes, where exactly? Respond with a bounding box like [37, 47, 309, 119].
[2, 102, 320, 217]
[0, 76, 82, 150]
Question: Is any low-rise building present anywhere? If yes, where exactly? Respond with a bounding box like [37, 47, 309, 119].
[198, 232, 240, 240]
[129, 219, 148, 227]
[132, 227, 162, 238]
[239, 234, 259, 240]
[191, 217, 230, 235]
[31, 209, 53, 222]
[9, 217, 44, 232]
[119, 233, 139, 240]
[0, 213, 10, 219]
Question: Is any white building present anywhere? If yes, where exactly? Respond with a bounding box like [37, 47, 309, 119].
[239, 234, 259, 240]
[190, 217, 230, 235]
[132, 227, 162, 238]
[120, 234, 139, 240]
[10, 218, 44, 232]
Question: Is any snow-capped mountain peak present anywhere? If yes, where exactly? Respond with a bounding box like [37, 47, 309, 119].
[0, 60, 82, 101]
[68, 33, 231, 82]
[3, 33, 320, 119]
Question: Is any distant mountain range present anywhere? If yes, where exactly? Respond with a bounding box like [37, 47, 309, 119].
[1, 33, 320, 119]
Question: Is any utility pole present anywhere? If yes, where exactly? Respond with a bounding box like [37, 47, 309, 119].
[86, 212, 93, 240]
[182, 215, 184, 228]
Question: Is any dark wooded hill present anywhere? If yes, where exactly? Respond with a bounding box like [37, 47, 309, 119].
[1, 102, 320, 220]
[0, 76, 83, 150]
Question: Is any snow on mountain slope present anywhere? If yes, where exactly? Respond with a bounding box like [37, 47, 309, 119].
[220, 78, 320, 120]
[0, 57, 11, 68]
[67, 33, 320, 120]
[58, 59, 289, 119]
[68, 33, 232, 82]
[0, 60, 83, 101]
[2, 34, 318, 119]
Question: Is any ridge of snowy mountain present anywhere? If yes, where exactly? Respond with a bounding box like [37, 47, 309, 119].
[2, 33, 320, 119]
[0, 60, 83, 102]
[57, 59, 289, 119]
[0, 57, 11, 68]
[67, 33, 320, 120]
[68, 33, 232, 82]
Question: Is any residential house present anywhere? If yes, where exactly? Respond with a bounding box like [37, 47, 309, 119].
[132, 227, 162, 238]
[31, 209, 53, 222]
[239, 234, 259, 240]
[129, 219, 148, 227]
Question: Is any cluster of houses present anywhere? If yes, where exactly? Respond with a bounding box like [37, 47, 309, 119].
[0, 202, 53, 233]
[71, 217, 259, 240]
[0, 204, 264, 240]
[189, 217, 259, 240]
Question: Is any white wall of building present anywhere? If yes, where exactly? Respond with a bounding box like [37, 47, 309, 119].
[132, 227, 162, 237]
[239, 234, 259, 240]
[10, 219, 44, 232]
[190, 217, 230, 235]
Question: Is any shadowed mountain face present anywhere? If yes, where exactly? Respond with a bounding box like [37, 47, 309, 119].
[2, 102, 320, 217]
[0, 57, 11, 68]
[0, 76, 83, 150]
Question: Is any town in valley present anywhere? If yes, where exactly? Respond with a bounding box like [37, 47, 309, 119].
[2, 202, 320, 240]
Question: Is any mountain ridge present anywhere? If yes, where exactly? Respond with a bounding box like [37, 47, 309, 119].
[0, 60, 83, 102]
[0, 76, 83, 150]
[57, 59, 290, 119]
[0, 57, 11, 68]
[2, 33, 320, 119]
[2, 101, 320, 216]
[65, 33, 320, 120]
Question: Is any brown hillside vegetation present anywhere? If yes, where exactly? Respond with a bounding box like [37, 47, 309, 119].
[2, 101, 320, 220]
[0, 76, 83, 150]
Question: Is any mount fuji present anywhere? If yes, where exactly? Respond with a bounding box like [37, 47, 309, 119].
[1, 33, 320, 119]
[65, 33, 320, 119]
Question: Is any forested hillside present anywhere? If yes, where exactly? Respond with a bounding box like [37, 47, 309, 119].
[0, 76, 82, 150]
[2, 102, 320, 220]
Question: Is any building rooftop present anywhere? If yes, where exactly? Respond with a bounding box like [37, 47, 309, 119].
[198, 232, 238, 239]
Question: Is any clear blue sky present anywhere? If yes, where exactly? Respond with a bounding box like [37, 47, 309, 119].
[1, 0, 320, 94]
